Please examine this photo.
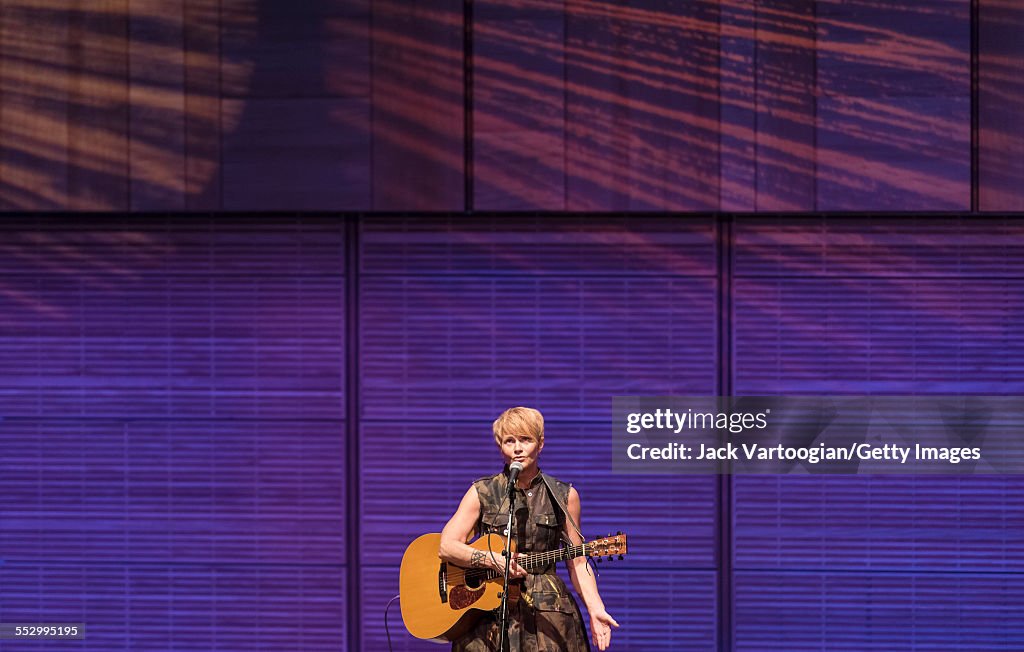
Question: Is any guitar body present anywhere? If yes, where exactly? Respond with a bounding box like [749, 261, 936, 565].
[400, 532, 517, 642]
[400, 530, 627, 642]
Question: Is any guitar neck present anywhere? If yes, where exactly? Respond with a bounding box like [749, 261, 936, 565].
[483, 543, 588, 579]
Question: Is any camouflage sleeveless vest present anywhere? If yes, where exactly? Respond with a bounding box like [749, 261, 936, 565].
[452, 467, 590, 652]
[472, 468, 576, 596]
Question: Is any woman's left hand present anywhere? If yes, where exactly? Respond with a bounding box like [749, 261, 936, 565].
[590, 608, 620, 650]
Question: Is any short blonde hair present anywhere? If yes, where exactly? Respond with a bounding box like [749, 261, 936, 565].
[492, 406, 544, 446]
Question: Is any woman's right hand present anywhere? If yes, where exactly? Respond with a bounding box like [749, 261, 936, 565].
[492, 551, 528, 579]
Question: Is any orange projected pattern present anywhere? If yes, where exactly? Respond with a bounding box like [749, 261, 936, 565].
[0, 1, 1018, 211]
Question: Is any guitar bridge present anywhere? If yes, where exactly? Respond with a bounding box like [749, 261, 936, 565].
[438, 562, 448, 603]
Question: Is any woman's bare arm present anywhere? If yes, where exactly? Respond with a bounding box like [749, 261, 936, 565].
[438, 486, 526, 576]
[564, 487, 619, 650]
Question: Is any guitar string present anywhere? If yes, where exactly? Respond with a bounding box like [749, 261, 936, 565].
[446, 543, 597, 583]
[448, 545, 585, 582]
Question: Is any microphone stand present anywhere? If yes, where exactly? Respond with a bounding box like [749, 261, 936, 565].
[496, 480, 516, 652]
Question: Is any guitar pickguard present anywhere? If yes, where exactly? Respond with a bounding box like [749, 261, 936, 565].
[448, 584, 485, 610]
[449, 580, 520, 610]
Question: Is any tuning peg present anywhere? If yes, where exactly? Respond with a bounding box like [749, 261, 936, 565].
[596, 557, 602, 563]
[618, 555, 624, 560]
[616, 531, 622, 536]
[607, 556, 613, 562]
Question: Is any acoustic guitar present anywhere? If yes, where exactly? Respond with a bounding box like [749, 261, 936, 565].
[400, 531, 628, 642]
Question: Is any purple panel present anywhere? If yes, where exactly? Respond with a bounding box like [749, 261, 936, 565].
[719, 0, 757, 211]
[361, 276, 717, 419]
[735, 571, 1024, 651]
[734, 218, 1024, 393]
[474, 9, 566, 210]
[222, 99, 371, 210]
[816, 0, 970, 210]
[735, 476, 1024, 571]
[360, 216, 718, 648]
[363, 216, 717, 277]
[0, 4, 72, 210]
[0, 276, 345, 418]
[566, 0, 720, 211]
[129, 0, 187, 211]
[0, 219, 349, 648]
[732, 217, 1024, 649]
[360, 421, 497, 569]
[0, 563, 346, 651]
[735, 217, 1024, 279]
[540, 437, 717, 568]
[0, 0, 993, 214]
[360, 217, 717, 418]
[218, 1, 371, 210]
[735, 278, 1024, 392]
[581, 570, 717, 651]
[0, 419, 344, 564]
[754, 0, 816, 210]
[0, 219, 345, 419]
[817, 98, 969, 210]
[979, 0, 1024, 210]
[221, 0, 369, 99]
[361, 421, 716, 569]
[66, 1, 130, 211]
[184, 0, 223, 210]
[372, 0, 464, 210]
[0, 218, 346, 276]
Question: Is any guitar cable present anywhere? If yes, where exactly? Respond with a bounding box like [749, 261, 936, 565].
[384, 593, 400, 652]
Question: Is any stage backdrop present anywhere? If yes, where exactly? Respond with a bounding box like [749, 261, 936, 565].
[1, 216, 1022, 651]
[0, 0, 1022, 211]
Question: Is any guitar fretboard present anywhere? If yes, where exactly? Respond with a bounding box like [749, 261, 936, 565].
[480, 543, 588, 580]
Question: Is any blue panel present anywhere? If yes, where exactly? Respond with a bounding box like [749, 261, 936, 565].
[732, 217, 1024, 650]
[361, 276, 718, 420]
[734, 276, 1024, 394]
[359, 217, 720, 649]
[733, 218, 1024, 394]
[362, 217, 718, 277]
[0, 219, 347, 650]
[734, 217, 1024, 279]
[735, 571, 1024, 651]
[0, 563, 346, 651]
[581, 570, 717, 652]
[361, 422, 717, 570]
[734, 475, 1024, 571]
[0, 419, 345, 564]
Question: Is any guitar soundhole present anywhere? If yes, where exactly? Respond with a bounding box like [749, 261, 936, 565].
[465, 574, 482, 589]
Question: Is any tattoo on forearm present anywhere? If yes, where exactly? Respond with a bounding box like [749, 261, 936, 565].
[470, 551, 486, 568]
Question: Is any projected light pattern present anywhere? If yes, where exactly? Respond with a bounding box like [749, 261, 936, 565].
[0, 1, 1018, 210]
[0, 0, 236, 209]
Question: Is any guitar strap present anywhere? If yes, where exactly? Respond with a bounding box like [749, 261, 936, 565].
[540, 474, 578, 536]
[539, 472, 596, 576]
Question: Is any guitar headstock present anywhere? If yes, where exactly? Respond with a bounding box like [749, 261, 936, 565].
[586, 532, 627, 561]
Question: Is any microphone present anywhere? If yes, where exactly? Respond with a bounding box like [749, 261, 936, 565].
[508, 461, 524, 488]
